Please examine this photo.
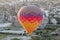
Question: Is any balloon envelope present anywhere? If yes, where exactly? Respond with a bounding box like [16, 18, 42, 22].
[17, 5, 43, 35]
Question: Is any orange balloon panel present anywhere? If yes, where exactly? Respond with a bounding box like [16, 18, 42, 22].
[17, 5, 43, 35]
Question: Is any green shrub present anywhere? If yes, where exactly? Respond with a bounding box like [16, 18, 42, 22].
[54, 17, 60, 24]
[31, 36, 41, 40]
[11, 38, 20, 40]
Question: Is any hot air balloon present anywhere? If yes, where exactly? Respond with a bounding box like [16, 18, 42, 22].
[17, 5, 43, 35]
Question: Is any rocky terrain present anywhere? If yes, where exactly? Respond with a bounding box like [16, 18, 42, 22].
[0, 0, 60, 26]
[0, 0, 60, 40]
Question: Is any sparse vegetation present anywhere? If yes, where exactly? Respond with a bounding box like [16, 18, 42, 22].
[0, 34, 8, 40]
[11, 38, 20, 40]
[31, 36, 41, 40]
[0, 0, 60, 40]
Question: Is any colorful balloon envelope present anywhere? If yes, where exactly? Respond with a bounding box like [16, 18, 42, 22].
[17, 5, 43, 35]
